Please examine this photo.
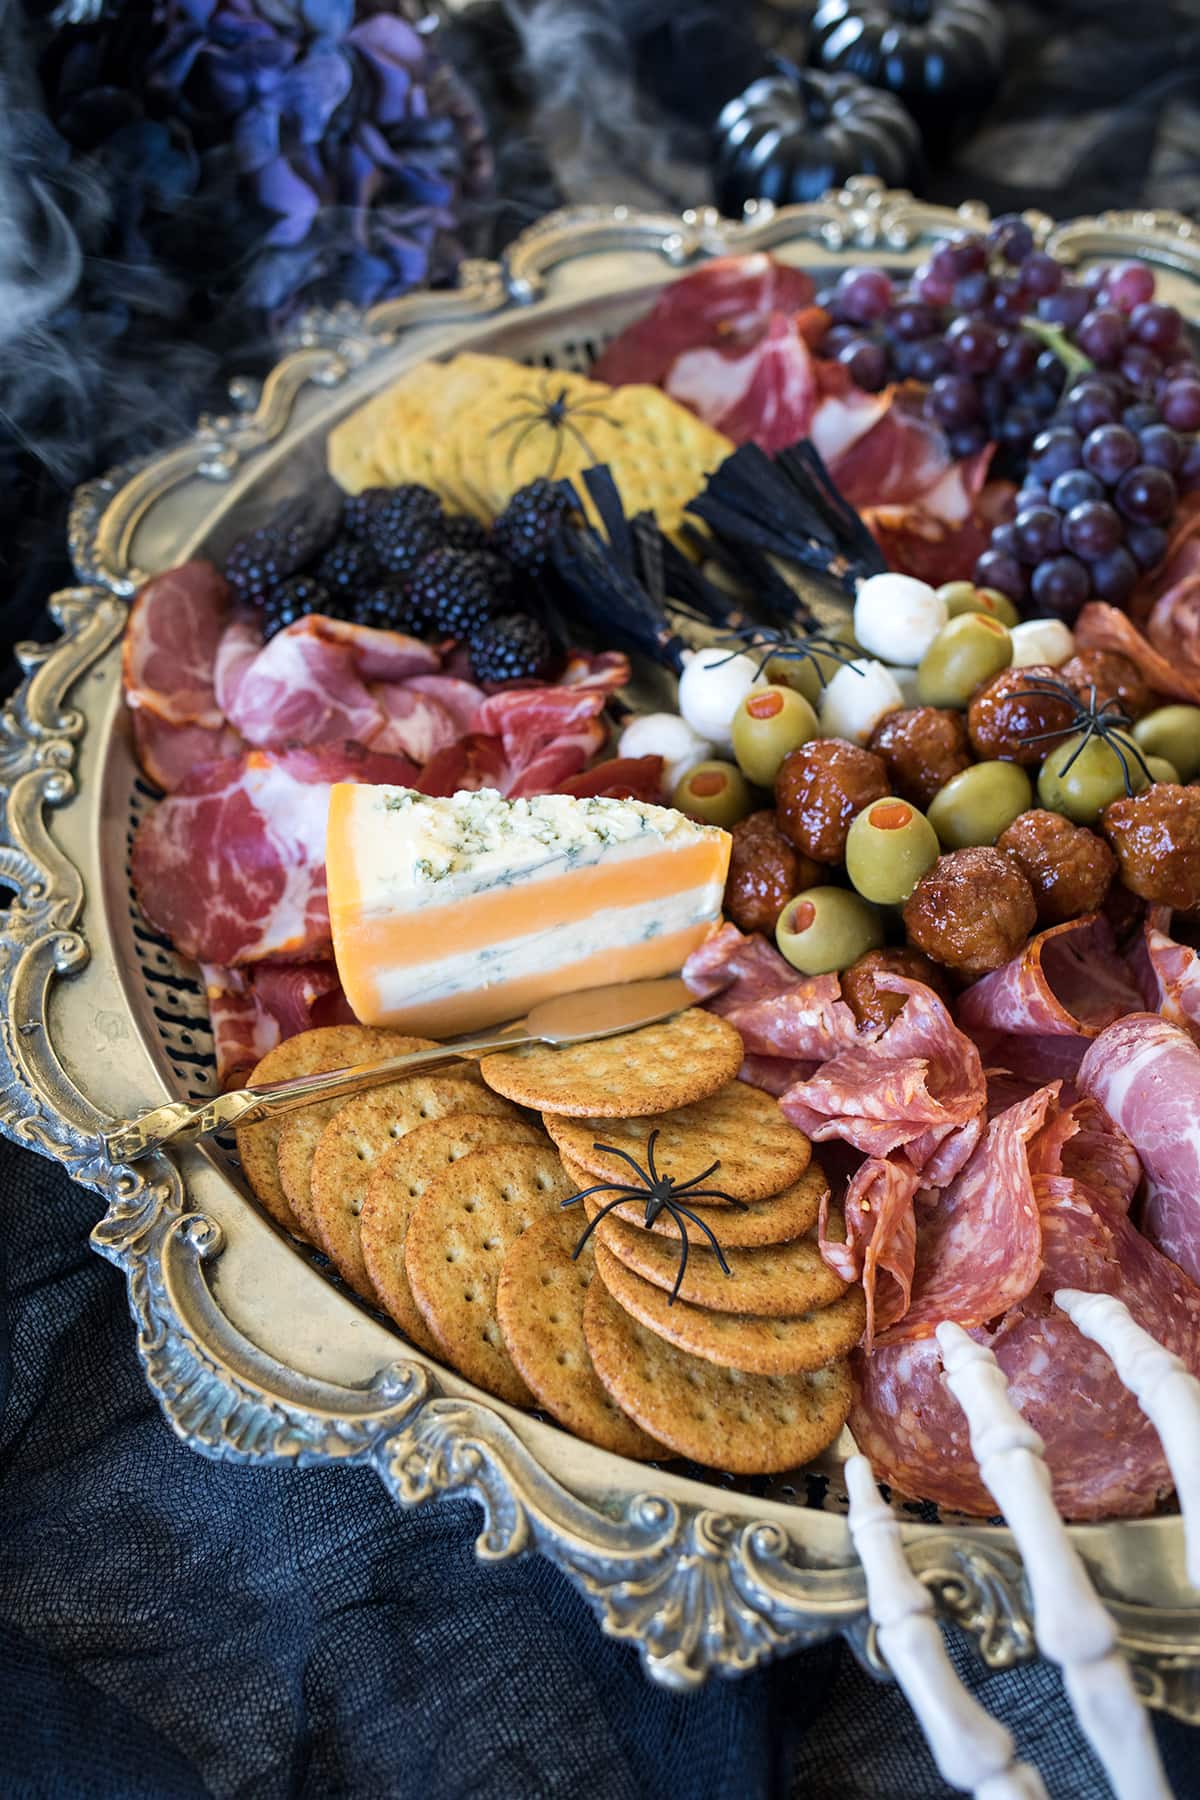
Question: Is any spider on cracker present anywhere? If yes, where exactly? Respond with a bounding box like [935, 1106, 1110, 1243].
[562, 1129, 745, 1306]
[490, 374, 623, 479]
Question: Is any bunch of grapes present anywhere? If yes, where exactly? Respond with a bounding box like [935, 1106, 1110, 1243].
[816, 219, 1199, 625]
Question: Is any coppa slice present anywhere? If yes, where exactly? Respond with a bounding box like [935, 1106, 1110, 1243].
[327, 785, 731, 1036]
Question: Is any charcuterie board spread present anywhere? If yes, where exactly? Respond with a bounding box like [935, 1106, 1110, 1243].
[121, 222, 1200, 1526]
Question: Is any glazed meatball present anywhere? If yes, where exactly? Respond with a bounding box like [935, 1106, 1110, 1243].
[776, 738, 890, 863]
[868, 707, 970, 808]
[1101, 784, 1200, 909]
[841, 947, 953, 1033]
[966, 665, 1077, 766]
[1059, 649, 1154, 721]
[996, 809, 1117, 925]
[902, 847, 1037, 975]
[724, 810, 820, 935]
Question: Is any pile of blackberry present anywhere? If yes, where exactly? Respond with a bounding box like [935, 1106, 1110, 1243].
[225, 478, 569, 682]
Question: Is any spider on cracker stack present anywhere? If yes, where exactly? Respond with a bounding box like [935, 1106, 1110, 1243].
[234, 1005, 862, 1476]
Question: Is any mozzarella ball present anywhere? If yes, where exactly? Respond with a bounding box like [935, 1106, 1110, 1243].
[677, 647, 767, 752]
[1009, 618, 1076, 669]
[853, 572, 947, 667]
[818, 659, 905, 746]
[617, 712, 712, 797]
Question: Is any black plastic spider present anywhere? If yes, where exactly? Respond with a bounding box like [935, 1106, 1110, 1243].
[490, 374, 623, 479]
[1011, 673, 1155, 796]
[703, 619, 865, 683]
[562, 1129, 747, 1305]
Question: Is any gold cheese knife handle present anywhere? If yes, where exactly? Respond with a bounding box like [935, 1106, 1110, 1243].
[101, 1032, 536, 1165]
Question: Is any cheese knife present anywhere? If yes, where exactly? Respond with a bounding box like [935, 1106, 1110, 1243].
[101, 974, 701, 1164]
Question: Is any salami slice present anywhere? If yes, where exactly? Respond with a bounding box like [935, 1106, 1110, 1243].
[555, 755, 665, 802]
[780, 975, 985, 1164]
[683, 922, 798, 1005]
[824, 1154, 921, 1347]
[957, 915, 1141, 1039]
[1078, 1013, 1200, 1284]
[131, 743, 418, 966]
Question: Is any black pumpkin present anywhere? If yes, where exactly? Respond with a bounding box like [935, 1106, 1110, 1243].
[713, 67, 921, 214]
[809, 0, 1007, 146]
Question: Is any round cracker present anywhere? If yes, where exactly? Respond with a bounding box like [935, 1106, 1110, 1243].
[593, 1241, 865, 1375]
[405, 1145, 574, 1406]
[591, 1209, 848, 1315]
[480, 1009, 743, 1119]
[310, 1076, 514, 1299]
[566, 1160, 829, 1248]
[496, 1210, 664, 1461]
[582, 1279, 852, 1474]
[543, 1081, 810, 1202]
[235, 1026, 433, 1236]
[361, 1113, 543, 1353]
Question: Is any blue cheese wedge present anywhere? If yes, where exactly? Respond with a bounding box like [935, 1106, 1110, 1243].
[326, 785, 731, 1034]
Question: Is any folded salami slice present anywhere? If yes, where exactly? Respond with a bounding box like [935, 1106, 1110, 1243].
[878, 1086, 1056, 1348]
[685, 922, 871, 1063]
[780, 975, 985, 1164]
[852, 1095, 1200, 1519]
[683, 922, 799, 1005]
[823, 1154, 921, 1347]
[1079, 1013, 1200, 1285]
[957, 915, 1142, 1040]
[131, 744, 419, 966]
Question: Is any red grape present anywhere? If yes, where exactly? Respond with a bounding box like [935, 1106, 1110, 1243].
[997, 337, 1039, 385]
[947, 315, 1001, 374]
[1090, 546, 1138, 604]
[1030, 426, 1083, 480]
[1067, 380, 1120, 434]
[974, 549, 1027, 602]
[953, 272, 994, 312]
[1122, 403, 1159, 433]
[914, 261, 955, 306]
[1139, 424, 1183, 472]
[927, 373, 982, 427]
[1017, 480, 1050, 508]
[1105, 261, 1156, 311]
[1081, 424, 1139, 484]
[838, 339, 889, 391]
[911, 338, 952, 381]
[949, 424, 989, 457]
[890, 301, 937, 341]
[1049, 469, 1104, 510]
[938, 236, 988, 278]
[990, 277, 1027, 326]
[1037, 285, 1090, 329]
[1076, 307, 1128, 366]
[1014, 506, 1063, 562]
[1179, 440, 1200, 491]
[1126, 524, 1169, 571]
[1130, 301, 1182, 353]
[1020, 250, 1062, 297]
[1162, 380, 1200, 432]
[1114, 464, 1178, 525]
[1031, 554, 1090, 622]
[1062, 500, 1123, 560]
[1119, 345, 1161, 394]
[988, 215, 1035, 266]
[835, 268, 893, 324]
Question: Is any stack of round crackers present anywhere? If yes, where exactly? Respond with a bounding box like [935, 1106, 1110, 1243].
[235, 1007, 861, 1477]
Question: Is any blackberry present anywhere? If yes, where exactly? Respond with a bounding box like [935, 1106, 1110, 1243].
[341, 488, 390, 539]
[364, 484, 445, 575]
[491, 479, 574, 573]
[468, 613, 558, 683]
[439, 513, 491, 556]
[223, 492, 338, 601]
[406, 548, 499, 639]
[357, 582, 422, 634]
[316, 536, 380, 599]
[259, 576, 338, 640]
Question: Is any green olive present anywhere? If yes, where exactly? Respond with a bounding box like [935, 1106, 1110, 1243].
[928, 761, 1033, 849]
[1037, 730, 1150, 825]
[916, 614, 1013, 710]
[774, 886, 885, 975]
[730, 684, 819, 787]
[1145, 754, 1181, 785]
[672, 759, 754, 828]
[845, 797, 940, 906]
[1132, 705, 1200, 782]
[936, 581, 1021, 628]
[765, 633, 859, 705]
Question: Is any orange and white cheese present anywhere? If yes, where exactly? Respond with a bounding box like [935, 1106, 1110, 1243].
[326, 784, 731, 1035]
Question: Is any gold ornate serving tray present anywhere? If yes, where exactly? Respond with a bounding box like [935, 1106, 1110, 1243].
[5, 179, 1200, 1708]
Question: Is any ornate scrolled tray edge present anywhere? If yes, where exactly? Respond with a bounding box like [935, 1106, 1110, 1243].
[69, 178, 1200, 599]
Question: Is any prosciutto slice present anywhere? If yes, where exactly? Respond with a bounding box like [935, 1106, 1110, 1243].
[1128, 906, 1200, 1044]
[957, 915, 1142, 1040]
[828, 390, 990, 528]
[122, 561, 230, 728]
[780, 975, 986, 1166]
[852, 1094, 1200, 1519]
[666, 312, 823, 455]
[131, 743, 419, 966]
[1078, 1013, 1200, 1285]
[592, 254, 817, 389]
[1074, 601, 1200, 704]
[202, 959, 350, 1087]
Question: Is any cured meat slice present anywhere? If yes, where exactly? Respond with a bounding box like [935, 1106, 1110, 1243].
[807, 359, 892, 466]
[559, 650, 631, 693]
[131, 709, 244, 795]
[879, 1085, 1056, 1347]
[1074, 601, 1200, 704]
[780, 975, 985, 1165]
[666, 312, 822, 455]
[369, 684, 461, 763]
[684, 921, 870, 1060]
[216, 616, 438, 750]
[1128, 906, 1200, 1044]
[1057, 1096, 1141, 1217]
[413, 733, 509, 798]
[474, 683, 610, 777]
[505, 718, 607, 797]
[957, 915, 1142, 1039]
[971, 1028, 1088, 1091]
[852, 1104, 1200, 1519]
[592, 254, 817, 389]
[683, 922, 798, 1005]
[401, 673, 484, 735]
[737, 1052, 814, 1095]
[824, 1154, 921, 1347]
[1078, 1013, 1200, 1284]
[202, 959, 350, 1087]
[131, 743, 419, 966]
[122, 561, 230, 728]
[555, 755, 665, 802]
[828, 390, 989, 527]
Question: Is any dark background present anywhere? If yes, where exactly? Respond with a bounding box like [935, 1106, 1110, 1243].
[3, 2, 1200, 1794]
